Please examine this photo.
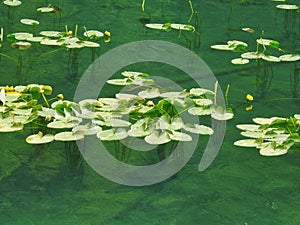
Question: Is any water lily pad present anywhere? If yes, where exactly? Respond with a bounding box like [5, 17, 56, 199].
[12, 108, 32, 116]
[82, 41, 100, 48]
[188, 107, 212, 116]
[190, 88, 214, 96]
[240, 131, 264, 139]
[37, 7, 55, 12]
[256, 38, 279, 47]
[210, 44, 235, 51]
[170, 24, 194, 31]
[47, 119, 81, 129]
[227, 40, 248, 48]
[169, 130, 192, 141]
[40, 31, 61, 37]
[12, 41, 31, 50]
[66, 43, 84, 49]
[26, 36, 44, 42]
[107, 78, 129, 86]
[83, 30, 104, 38]
[194, 98, 213, 106]
[276, 4, 299, 10]
[259, 143, 289, 156]
[138, 88, 160, 99]
[40, 38, 62, 46]
[231, 58, 249, 65]
[211, 108, 234, 120]
[97, 128, 128, 141]
[183, 124, 213, 135]
[145, 23, 167, 30]
[234, 139, 259, 147]
[26, 132, 54, 144]
[279, 54, 300, 62]
[54, 131, 84, 141]
[241, 52, 264, 59]
[262, 55, 280, 62]
[252, 117, 286, 125]
[4, 0, 22, 6]
[115, 93, 142, 101]
[0, 123, 23, 132]
[236, 124, 260, 131]
[145, 130, 170, 145]
[20, 19, 39, 25]
[72, 124, 102, 135]
[12, 32, 33, 40]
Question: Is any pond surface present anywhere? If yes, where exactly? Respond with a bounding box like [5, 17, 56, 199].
[0, 0, 300, 224]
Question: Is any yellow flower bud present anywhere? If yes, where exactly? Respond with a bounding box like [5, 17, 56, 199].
[57, 94, 64, 100]
[104, 31, 111, 37]
[5, 86, 14, 92]
[45, 115, 52, 121]
[146, 101, 155, 107]
[246, 94, 254, 102]
[246, 105, 253, 111]
[104, 38, 111, 43]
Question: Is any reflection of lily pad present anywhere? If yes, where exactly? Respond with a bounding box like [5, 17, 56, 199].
[26, 132, 54, 144]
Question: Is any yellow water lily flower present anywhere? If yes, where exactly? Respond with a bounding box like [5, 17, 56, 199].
[104, 38, 110, 43]
[246, 105, 253, 111]
[57, 94, 64, 100]
[246, 94, 254, 102]
[104, 31, 111, 37]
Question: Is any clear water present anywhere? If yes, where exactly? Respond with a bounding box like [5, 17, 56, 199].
[0, 0, 300, 224]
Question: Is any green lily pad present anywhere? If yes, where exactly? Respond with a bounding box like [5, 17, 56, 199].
[37, 7, 55, 12]
[169, 130, 192, 141]
[20, 19, 39, 26]
[189, 88, 214, 96]
[276, 4, 299, 10]
[183, 124, 213, 135]
[236, 124, 260, 131]
[234, 139, 259, 147]
[97, 128, 128, 141]
[231, 58, 249, 65]
[145, 130, 170, 145]
[83, 30, 104, 38]
[279, 54, 300, 62]
[4, 0, 22, 6]
[26, 132, 54, 144]
[262, 55, 280, 62]
[40, 31, 61, 37]
[82, 41, 100, 48]
[188, 107, 212, 116]
[138, 88, 160, 99]
[0, 123, 23, 132]
[54, 131, 84, 141]
[145, 23, 168, 30]
[170, 23, 195, 31]
[210, 44, 235, 51]
[241, 52, 264, 59]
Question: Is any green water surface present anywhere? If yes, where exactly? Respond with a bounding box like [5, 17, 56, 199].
[0, 0, 300, 224]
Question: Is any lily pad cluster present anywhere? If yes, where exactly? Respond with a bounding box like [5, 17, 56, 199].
[0, 71, 233, 145]
[234, 114, 300, 156]
[211, 39, 300, 65]
[145, 23, 195, 32]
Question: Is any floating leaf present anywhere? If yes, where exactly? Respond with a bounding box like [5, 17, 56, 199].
[231, 58, 249, 65]
[189, 88, 214, 96]
[210, 44, 235, 51]
[20, 19, 39, 26]
[138, 88, 160, 99]
[234, 139, 259, 147]
[145, 23, 168, 30]
[4, 0, 22, 6]
[183, 123, 213, 135]
[37, 7, 55, 12]
[169, 130, 192, 141]
[241, 52, 264, 59]
[54, 131, 84, 141]
[236, 124, 260, 131]
[145, 130, 170, 145]
[26, 132, 54, 144]
[188, 107, 211, 116]
[262, 55, 280, 62]
[83, 30, 104, 38]
[276, 4, 299, 10]
[170, 23, 194, 31]
[97, 128, 128, 141]
[279, 54, 300, 62]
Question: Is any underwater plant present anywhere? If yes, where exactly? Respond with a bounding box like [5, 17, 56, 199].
[234, 114, 300, 156]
